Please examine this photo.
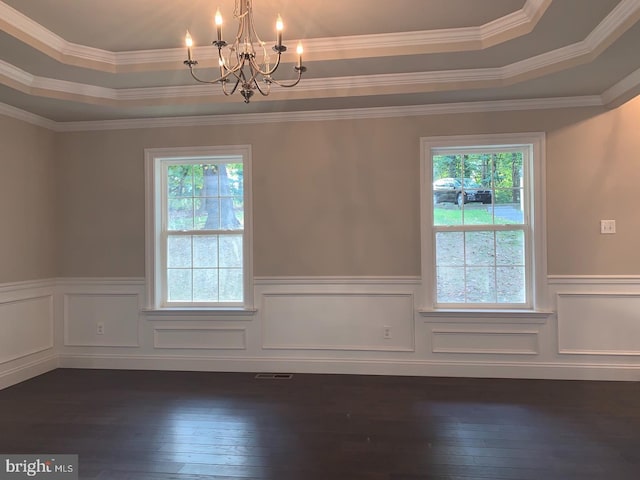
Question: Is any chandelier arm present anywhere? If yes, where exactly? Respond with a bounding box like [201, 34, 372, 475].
[242, 60, 272, 88]
[221, 76, 242, 96]
[269, 67, 306, 88]
[247, 51, 283, 77]
[237, 69, 250, 90]
[217, 49, 247, 83]
[187, 62, 248, 86]
[237, 0, 278, 79]
[253, 78, 271, 97]
[187, 66, 222, 85]
[224, 67, 244, 84]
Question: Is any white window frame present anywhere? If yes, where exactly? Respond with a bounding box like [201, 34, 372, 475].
[144, 145, 253, 311]
[420, 133, 548, 314]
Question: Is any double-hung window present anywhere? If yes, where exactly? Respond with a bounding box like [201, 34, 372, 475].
[421, 133, 546, 310]
[145, 145, 252, 309]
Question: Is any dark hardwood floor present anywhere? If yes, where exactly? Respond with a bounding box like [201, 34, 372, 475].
[1, 369, 639, 479]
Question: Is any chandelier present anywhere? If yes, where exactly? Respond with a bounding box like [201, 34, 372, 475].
[184, 0, 306, 103]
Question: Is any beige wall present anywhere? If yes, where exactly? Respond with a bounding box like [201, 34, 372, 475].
[0, 115, 56, 283]
[52, 96, 640, 277]
[546, 96, 640, 274]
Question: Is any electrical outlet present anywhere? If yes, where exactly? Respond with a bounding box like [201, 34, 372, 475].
[383, 326, 392, 339]
[96, 322, 104, 335]
[600, 219, 616, 234]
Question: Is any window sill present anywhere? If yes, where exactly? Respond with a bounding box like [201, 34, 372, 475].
[142, 307, 257, 320]
[418, 309, 553, 324]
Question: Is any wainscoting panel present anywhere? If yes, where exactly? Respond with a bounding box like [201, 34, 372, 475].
[261, 292, 415, 351]
[44, 276, 640, 382]
[154, 327, 246, 350]
[557, 293, 640, 355]
[0, 294, 53, 364]
[64, 293, 140, 347]
[431, 329, 539, 355]
[0, 280, 57, 390]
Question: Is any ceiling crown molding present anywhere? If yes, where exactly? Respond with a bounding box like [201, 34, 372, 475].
[0, 0, 551, 72]
[0, 0, 65, 51]
[587, 0, 640, 49]
[0, 0, 636, 110]
[503, 0, 640, 81]
[480, 0, 550, 40]
[601, 66, 640, 106]
[0, 101, 56, 130]
[0, 59, 116, 101]
[0, 96, 604, 133]
[0, 0, 637, 124]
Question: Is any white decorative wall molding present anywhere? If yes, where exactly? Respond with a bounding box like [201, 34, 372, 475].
[56, 277, 145, 287]
[254, 276, 421, 285]
[154, 327, 247, 350]
[0, 279, 55, 365]
[420, 309, 551, 323]
[58, 278, 144, 349]
[548, 275, 640, 285]
[142, 308, 256, 320]
[62, 293, 141, 348]
[557, 292, 640, 356]
[0, 279, 57, 390]
[4, 274, 640, 388]
[261, 291, 416, 352]
[431, 329, 540, 355]
[549, 276, 640, 359]
[0, 295, 54, 364]
[0, 277, 55, 298]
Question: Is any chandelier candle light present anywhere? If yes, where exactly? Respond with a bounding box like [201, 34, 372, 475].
[184, 0, 306, 103]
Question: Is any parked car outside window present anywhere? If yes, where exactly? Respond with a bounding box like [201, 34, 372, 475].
[433, 177, 492, 206]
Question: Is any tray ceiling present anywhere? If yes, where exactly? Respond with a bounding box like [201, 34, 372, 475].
[0, 0, 639, 124]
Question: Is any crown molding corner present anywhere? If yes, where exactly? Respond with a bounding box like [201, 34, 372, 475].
[601, 66, 640, 107]
[0, 101, 57, 130]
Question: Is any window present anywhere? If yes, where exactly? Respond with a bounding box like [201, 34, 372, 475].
[145, 146, 252, 309]
[421, 134, 546, 310]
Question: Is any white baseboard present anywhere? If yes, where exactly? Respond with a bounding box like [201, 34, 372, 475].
[0, 354, 58, 390]
[57, 353, 640, 381]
